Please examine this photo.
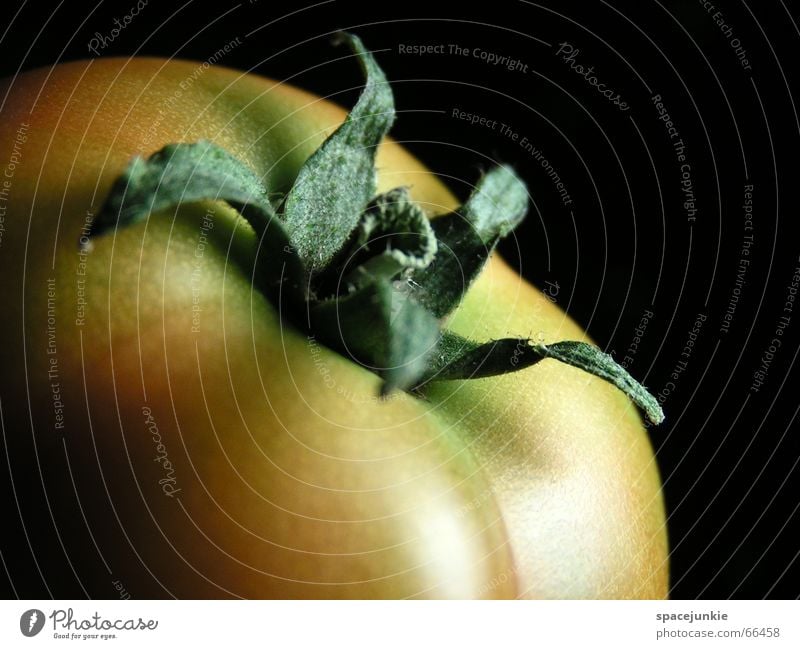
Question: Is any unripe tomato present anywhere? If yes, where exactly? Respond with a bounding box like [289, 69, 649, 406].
[0, 57, 667, 598]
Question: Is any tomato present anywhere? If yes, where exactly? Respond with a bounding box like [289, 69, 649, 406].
[0, 55, 667, 598]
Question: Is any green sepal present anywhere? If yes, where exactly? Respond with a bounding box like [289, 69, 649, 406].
[411, 165, 528, 318]
[423, 331, 665, 425]
[84, 33, 665, 426]
[310, 279, 439, 393]
[337, 188, 437, 292]
[282, 32, 395, 273]
[84, 140, 308, 302]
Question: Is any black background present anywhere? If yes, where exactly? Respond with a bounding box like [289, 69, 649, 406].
[1, 0, 799, 599]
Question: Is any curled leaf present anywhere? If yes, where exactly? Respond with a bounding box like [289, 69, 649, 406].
[311, 279, 439, 393]
[84, 140, 306, 302]
[423, 331, 664, 425]
[337, 188, 437, 292]
[411, 165, 528, 318]
[85, 32, 664, 426]
[282, 32, 395, 273]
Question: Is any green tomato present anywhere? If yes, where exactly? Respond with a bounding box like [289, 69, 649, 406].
[0, 55, 667, 598]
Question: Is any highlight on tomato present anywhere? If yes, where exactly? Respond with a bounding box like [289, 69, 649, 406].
[0, 33, 668, 599]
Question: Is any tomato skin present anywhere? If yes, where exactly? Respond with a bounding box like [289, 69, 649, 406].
[0, 58, 667, 598]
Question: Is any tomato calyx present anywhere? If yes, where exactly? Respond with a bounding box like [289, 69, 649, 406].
[81, 139, 306, 304]
[425, 332, 665, 425]
[82, 32, 664, 424]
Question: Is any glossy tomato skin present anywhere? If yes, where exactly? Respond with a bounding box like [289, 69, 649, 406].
[0, 58, 667, 598]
